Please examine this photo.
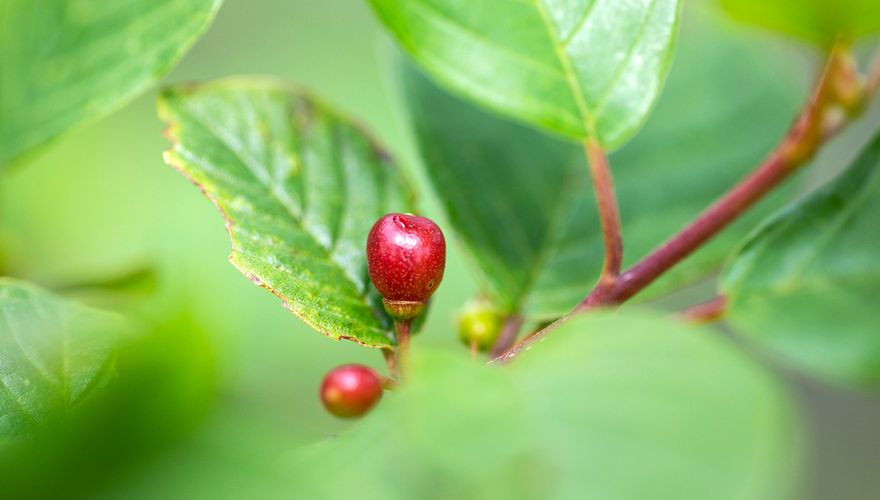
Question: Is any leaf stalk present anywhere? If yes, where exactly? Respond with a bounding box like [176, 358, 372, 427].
[495, 44, 873, 363]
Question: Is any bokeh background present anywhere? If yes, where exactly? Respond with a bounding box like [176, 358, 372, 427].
[0, 0, 878, 498]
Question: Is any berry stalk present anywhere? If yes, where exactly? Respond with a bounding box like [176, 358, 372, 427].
[395, 319, 412, 375]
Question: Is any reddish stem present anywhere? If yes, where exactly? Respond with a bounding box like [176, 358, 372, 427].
[574, 46, 847, 311]
[382, 348, 399, 379]
[489, 315, 524, 358]
[677, 296, 728, 324]
[394, 319, 411, 375]
[584, 139, 624, 283]
[379, 374, 399, 391]
[495, 45, 865, 364]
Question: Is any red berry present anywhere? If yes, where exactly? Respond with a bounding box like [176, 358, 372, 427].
[320, 364, 383, 419]
[367, 213, 446, 319]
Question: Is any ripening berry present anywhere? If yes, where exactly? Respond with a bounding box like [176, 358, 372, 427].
[320, 364, 383, 419]
[458, 300, 503, 351]
[367, 213, 446, 319]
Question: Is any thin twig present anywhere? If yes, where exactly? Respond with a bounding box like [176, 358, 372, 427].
[394, 320, 411, 376]
[382, 348, 399, 379]
[492, 314, 569, 364]
[488, 314, 524, 358]
[379, 374, 398, 391]
[677, 296, 728, 324]
[584, 139, 624, 284]
[573, 45, 850, 310]
[495, 45, 870, 364]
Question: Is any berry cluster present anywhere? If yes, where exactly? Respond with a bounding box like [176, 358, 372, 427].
[320, 213, 446, 419]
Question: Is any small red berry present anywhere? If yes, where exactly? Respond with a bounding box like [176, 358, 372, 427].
[367, 213, 446, 319]
[320, 364, 383, 419]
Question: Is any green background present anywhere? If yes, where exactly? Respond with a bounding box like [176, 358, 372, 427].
[1, 1, 878, 498]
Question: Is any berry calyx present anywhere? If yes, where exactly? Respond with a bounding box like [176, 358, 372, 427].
[458, 300, 503, 351]
[320, 364, 383, 419]
[367, 213, 446, 320]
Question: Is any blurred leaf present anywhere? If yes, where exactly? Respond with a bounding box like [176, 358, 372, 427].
[400, 10, 801, 320]
[718, 0, 880, 47]
[294, 312, 801, 499]
[0, 309, 216, 498]
[372, 0, 682, 148]
[0, 0, 223, 169]
[54, 264, 159, 309]
[0, 278, 124, 437]
[159, 79, 413, 348]
[722, 133, 880, 386]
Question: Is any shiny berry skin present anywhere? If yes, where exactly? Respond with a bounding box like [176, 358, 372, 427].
[320, 364, 383, 419]
[458, 300, 503, 351]
[367, 213, 446, 319]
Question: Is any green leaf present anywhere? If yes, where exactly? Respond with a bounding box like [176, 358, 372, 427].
[0, 308, 217, 498]
[372, 0, 682, 148]
[0, 0, 223, 169]
[722, 133, 880, 385]
[158, 79, 413, 348]
[718, 0, 880, 47]
[398, 60, 581, 313]
[0, 278, 124, 437]
[293, 312, 802, 499]
[400, 9, 801, 319]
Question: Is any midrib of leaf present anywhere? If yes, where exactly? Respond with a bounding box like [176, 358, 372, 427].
[0, 377, 38, 427]
[531, 0, 596, 137]
[69, 353, 114, 407]
[3, 302, 58, 392]
[169, 101, 388, 338]
[0, 295, 47, 425]
[32, 291, 70, 402]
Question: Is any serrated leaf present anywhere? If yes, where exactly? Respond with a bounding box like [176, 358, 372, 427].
[159, 79, 413, 348]
[718, 0, 880, 47]
[0, 0, 222, 169]
[372, 0, 682, 148]
[0, 278, 123, 437]
[293, 312, 801, 499]
[722, 133, 880, 386]
[400, 10, 801, 319]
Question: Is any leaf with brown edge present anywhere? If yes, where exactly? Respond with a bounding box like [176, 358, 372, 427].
[158, 78, 414, 348]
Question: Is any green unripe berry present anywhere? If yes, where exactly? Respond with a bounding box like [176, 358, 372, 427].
[457, 301, 503, 351]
